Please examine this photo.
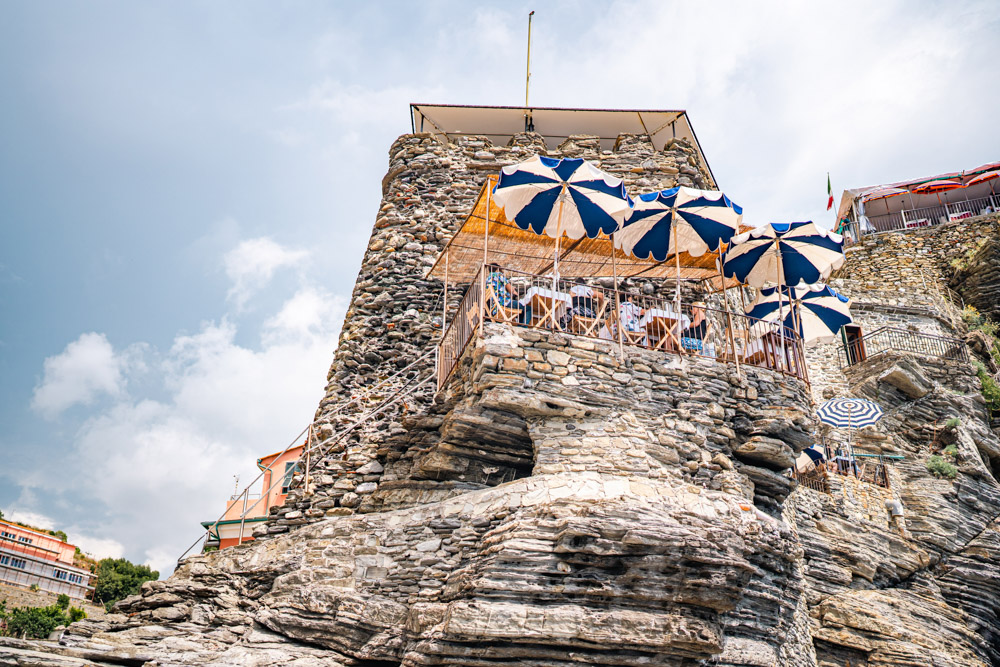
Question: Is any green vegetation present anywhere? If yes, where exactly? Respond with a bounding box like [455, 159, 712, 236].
[56, 594, 70, 610]
[93, 558, 159, 612]
[973, 360, 1000, 415]
[951, 239, 989, 272]
[0, 601, 86, 639]
[926, 454, 958, 479]
[943, 444, 959, 459]
[963, 304, 999, 338]
[944, 417, 961, 429]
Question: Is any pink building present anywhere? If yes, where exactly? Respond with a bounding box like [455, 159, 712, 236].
[201, 444, 304, 549]
[0, 520, 94, 600]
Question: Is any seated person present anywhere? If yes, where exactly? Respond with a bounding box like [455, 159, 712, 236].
[486, 269, 531, 324]
[619, 294, 646, 333]
[681, 301, 714, 355]
[569, 278, 599, 318]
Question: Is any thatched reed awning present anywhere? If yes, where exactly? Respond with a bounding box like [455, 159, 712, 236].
[427, 176, 746, 290]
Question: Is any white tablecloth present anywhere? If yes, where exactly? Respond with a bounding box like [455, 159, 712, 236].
[638, 308, 690, 330]
[523, 287, 573, 307]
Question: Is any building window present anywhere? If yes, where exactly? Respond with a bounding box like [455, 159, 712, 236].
[281, 461, 300, 494]
[1, 531, 15, 539]
[0, 555, 9, 565]
[18, 536, 32, 544]
[69, 573, 83, 584]
[9, 558, 26, 569]
[54, 569, 68, 580]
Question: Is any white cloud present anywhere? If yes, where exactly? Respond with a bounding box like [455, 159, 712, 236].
[224, 237, 309, 309]
[71, 534, 124, 561]
[31, 333, 142, 419]
[3, 508, 57, 531]
[15, 278, 345, 575]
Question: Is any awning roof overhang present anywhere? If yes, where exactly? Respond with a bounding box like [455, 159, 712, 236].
[835, 159, 1000, 220]
[410, 103, 715, 185]
[426, 176, 745, 291]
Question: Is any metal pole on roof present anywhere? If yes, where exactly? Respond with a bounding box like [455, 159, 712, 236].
[524, 11, 535, 132]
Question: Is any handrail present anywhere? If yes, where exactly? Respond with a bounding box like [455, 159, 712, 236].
[177, 351, 436, 563]
[839, 326, 968, 368]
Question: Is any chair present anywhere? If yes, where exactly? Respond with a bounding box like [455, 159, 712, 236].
[569, 298, 608, 338]
[485, 285, 523, 325]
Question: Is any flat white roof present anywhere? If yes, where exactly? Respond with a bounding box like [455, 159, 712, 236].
[409, 103, 715, 184]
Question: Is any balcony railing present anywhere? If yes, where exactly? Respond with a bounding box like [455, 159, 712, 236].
[845, 194, 1000, 239]
[437, 263, 808, 390]
[838, 326, 968, 368]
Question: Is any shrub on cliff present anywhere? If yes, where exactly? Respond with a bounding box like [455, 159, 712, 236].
[926, 455, 958, 479]
[93, 558, 159, 611]
[973, 360, 1000, 414]
[4, 605, 67, 639]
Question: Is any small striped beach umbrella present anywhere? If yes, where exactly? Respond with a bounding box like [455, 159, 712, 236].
[816, 398, 883, 430]
[746, 284, 853, 345]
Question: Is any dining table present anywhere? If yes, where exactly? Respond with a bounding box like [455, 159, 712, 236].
[638, 307, 691, 351]
[522, 286, 573, 330]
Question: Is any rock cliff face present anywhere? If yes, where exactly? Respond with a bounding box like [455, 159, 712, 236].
[3, 129, 999, 666]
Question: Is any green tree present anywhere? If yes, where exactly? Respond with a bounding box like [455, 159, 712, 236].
[92, 558, 159, 610]
[56, 594, 70, 611]
[5, 606, 67, 639]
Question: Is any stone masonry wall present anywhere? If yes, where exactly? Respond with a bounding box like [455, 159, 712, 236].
[804, 276, 963, 404]
[837, 213, 1000, 288]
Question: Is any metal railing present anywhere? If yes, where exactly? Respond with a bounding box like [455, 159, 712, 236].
[792, 469, 828, 493]
[436, 263, 809, 390]
[437, 265, 484, 390]
[850, 194, 1000, 237]
[178, 351, 436, 563]
[838, 326, 968, 368]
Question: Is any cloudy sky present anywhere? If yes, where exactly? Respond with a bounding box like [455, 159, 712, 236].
[1, 1, 997, 574]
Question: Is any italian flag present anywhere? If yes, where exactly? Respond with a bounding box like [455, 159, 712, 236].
[827, 173, 834, 210]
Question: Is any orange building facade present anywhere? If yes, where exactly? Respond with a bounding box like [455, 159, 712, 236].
[0, 519, 94, 600]
[201, 444, 304, 549]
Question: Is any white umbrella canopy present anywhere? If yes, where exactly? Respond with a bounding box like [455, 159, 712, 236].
[616, 186, 743, 308]
[491, 155, 632, 240]
[615, 187, 743, 261]
[746, 284, 853, 345]
[722, 221, 845, 289]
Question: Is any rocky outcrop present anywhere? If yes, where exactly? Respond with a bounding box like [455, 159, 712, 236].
[4, 129, 1000, 666]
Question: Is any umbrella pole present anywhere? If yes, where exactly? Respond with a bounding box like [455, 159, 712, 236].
[673, 213, 682, 313]
[612, 235, 624, 360]
[775, 239, 787, 372]
[718, 257, 740, 376]
[738, 284, 750, 356]
[553, 187, 566, 298]
[481, 180, 491, 335]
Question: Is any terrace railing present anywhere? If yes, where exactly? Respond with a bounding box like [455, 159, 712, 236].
[436, 263, 808, 390]
[850, 194, 1000, 238]
[437, 265, 484, 390]
[838, 326, 968, 368]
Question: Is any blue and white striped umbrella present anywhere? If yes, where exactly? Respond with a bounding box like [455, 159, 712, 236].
[615, 187, 743, 261]
[491, 156, 632, 240]
[745, 284, 853, 345]
[722, 221, 845, 289]
[816, 398, 883, 430]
